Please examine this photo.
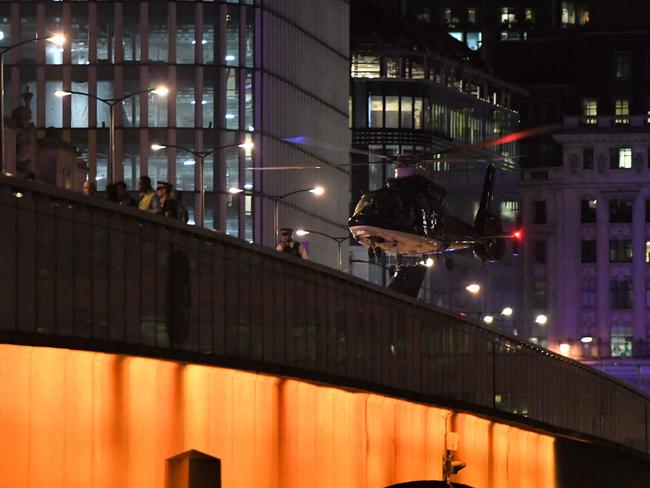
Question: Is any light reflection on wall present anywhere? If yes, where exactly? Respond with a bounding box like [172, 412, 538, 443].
[0, 344, 556, 487]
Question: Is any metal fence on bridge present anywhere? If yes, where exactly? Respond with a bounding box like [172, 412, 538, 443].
[0, 175, 648, 456]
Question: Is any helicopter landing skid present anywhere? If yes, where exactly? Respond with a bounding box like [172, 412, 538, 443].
[350, 225, 444, 255]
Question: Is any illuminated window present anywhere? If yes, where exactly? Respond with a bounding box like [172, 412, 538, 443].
[501, 7, 516, 24]
[609, 199, 633, 223]
[149, 4, 168, 62]
[71, 81, 88, 128]
[579, 9, 590, 25]
[583, 147, 594, 169]
[466, 32, 482, 50]
[123, 4, 141, 62]
[614, 98, 630, 125]
[385, 96, 399, 128]
[609, 240, 632, 263]
[176, 76, 195, 127]
[449, 32, 463, 42]
[582, 99, 597, 124]
[581, 240, 596, 263]
[581, 278, 596, 309]
[176, 13, 196, 64]
[561, 2, 576, 26]
[413, 98, 423, 129]
[611, 326, 633, 356]
[97, 4, 114, 63]
[400, 97, 412, 129]
[581, 199, 597, 223]
[226, 5, 240, 66]
[351, 55, 380, 78]
[615, 52, 632, 80]
[525, 8, 534, 22]
[368, 96, 383, 127]
[444, 8, 452, 24]
[96, 80, 113, 128]
[467, 8, 476, 24]
[225, 68, 239, 129]
[610, 148, 632, 169]
[646, 241, 650, 263]
[532, 200, 546, 224]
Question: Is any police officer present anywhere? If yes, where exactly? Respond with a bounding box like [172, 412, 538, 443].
[276, 228, 309, 259]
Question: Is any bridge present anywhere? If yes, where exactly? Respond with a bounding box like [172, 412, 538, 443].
[0, 175, 649, 487]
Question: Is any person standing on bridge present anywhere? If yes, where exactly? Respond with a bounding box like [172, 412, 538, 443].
[276, 228, 309, 259]
[138, 175, 160, 212]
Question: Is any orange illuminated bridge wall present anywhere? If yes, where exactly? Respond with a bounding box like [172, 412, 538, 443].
[0, 344, 555, 488]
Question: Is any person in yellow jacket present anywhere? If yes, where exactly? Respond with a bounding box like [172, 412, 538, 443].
[138, 175, 160, 212]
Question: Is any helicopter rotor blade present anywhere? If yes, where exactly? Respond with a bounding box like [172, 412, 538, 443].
[283, 136, 396, 161]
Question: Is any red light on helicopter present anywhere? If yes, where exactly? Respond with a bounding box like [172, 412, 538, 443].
[512, 229, 523, 240]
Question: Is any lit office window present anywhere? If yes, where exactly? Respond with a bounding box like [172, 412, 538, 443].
[352, 55, 380, 78]
[71, 81, 89, 128]
[122, 78, 140, 128]
[525, 8, 534, 22]
[71, 12, 89, 65]
[225, 69, 239, 129]
[177, 13, 196, 64]
[500, 7, 516, 24]
[610, 147, 632, 169]
[582, 98, 597, 124]
[226, 5, 240, 66]
[176, 77, 195, 128]
[123, 4, 141, 62]
[45, 13, 64, 65]
[176, 152, 195, 192]
[646, 242, 650, 263]
[225, 146, 240, 237]
[148, 69, 167, 127]
[45, 81, 63, 127]
[19, 11, 37, 63]
[149, 4, 168, 62]
[0, 13, 11, 47]
[614, 98, 630, 125]
[96, 80, 113, 128]
[148, 149, 168, 185]
[414, 98, 423, 129]
[400, 97, 412, 129]
[449, 32, 463, 43]
[245, 71, 254, 131]
[368, 96, 383, 127]
[96, 4, 114, 63]
[203, 76, 215, 129]
[385, 96, 399, 128]
[466, 32, 482, 50]
[609, 239, 632, 263]
[611, 327, 633, 356]
[245, 6, 255, 67]
[561, 2, 576, 26]
[204, 10, 216, 64]
[122, 143, 140, 189]
[467, 8, 476, 24]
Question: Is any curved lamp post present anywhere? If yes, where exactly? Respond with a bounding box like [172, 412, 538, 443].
[0, 34, 65, 174]
[56, 85, 168, 183]
[228, 185, 324, 243]
[295, 228, 349, 271]
[152, 141, 253, 227]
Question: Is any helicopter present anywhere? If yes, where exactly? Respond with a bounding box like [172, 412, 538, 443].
[280, 125, 558, 297]
[348, 154, 520, 297]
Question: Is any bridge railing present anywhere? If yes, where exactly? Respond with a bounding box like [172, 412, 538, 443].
[0, 175, 648, 455]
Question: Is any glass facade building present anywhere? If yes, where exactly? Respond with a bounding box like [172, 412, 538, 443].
[2, 1, 350, 257]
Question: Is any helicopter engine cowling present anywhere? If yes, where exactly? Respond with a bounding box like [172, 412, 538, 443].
[472, 213, 505, 262]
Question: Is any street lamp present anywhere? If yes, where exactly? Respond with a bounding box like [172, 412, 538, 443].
[228, 185, 325, 243]
[295, 228, 349, 271]
[0, 34, 65, 174]
[151, 141, 253, 227]
[56, 85, 168, 183]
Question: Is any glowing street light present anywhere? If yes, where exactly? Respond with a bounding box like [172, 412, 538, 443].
[535, 314, 548, 325]
[465, 283, 480, 294]
[580, 336, 593, 343]
[295, 228, 348, 271]
[229, 185, 325, 243]
[1, 34, 66, 174]
[501, 306, 513, 317]
[151, 141, 253, 227]
[559, 343, 570, 355]
[483, 315, 494, 324]
[57, 85, 168, 183]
